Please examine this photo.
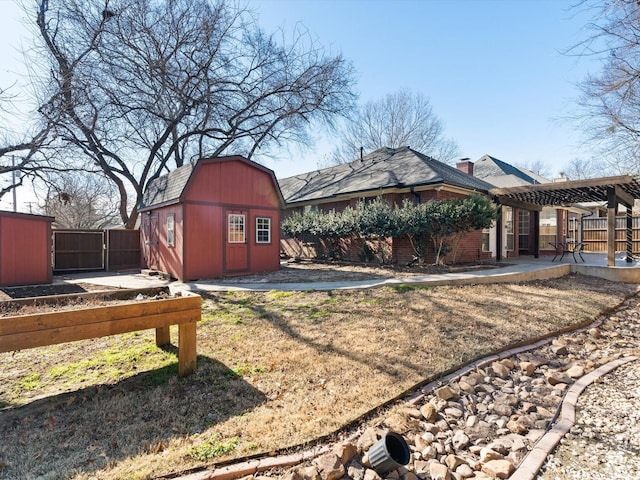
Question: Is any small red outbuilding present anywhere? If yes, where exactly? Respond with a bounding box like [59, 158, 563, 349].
[139, 155, 283, 281]
[0, 211, 54, 287]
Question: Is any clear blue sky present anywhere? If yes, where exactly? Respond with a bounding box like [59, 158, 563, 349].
[1, 0, 597, 204]
[251, 0, 598, 179]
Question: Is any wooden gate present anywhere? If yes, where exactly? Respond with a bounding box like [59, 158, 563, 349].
[53, 229, 141, 272]
[53, 230, 104, 271]
[105, 229, 141, 271]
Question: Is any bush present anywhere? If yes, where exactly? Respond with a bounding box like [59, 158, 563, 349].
[281, 195, 497, 265]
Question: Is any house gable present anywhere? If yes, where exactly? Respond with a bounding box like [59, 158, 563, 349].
[474, 154, 550, 188]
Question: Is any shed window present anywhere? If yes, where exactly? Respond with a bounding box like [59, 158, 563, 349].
[256, 217, 271, 243]
[166, 214, 175, 247]
[228, 214, 245, 243]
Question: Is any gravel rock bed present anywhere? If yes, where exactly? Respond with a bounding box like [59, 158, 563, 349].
[257, 294, 640, 480]
[536, 360, 640, 480]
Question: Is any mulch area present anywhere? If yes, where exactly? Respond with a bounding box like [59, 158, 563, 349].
[0, 282, 120, 301]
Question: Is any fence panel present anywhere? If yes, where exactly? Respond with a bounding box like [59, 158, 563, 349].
[53, 230, 105, 271]
[581, 216, 640, 253]
[105, 229, 141, 271]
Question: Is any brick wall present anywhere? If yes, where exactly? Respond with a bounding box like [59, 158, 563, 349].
[282, 191, 494, 265]
[391, 229, 490, 266]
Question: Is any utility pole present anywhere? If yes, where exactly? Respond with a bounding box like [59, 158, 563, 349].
[12, 155, 17, 212]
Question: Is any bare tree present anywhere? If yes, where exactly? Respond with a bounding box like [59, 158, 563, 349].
[571, 0, 640, 174]
[564, 156, 610, 179]
[0, 86, 51, 203]
[515, 159, 552, 179]
[33, 0, 356, 228]
[39, 173, 120, 228]
[330, 89, 460, 165]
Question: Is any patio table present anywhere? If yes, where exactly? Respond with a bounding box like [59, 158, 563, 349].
[549, 240, 585, 263]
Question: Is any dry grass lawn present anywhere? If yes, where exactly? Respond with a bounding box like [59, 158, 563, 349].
[0, 274, 636, 479]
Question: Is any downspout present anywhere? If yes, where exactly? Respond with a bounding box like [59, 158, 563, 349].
[580, 210, 594, 245]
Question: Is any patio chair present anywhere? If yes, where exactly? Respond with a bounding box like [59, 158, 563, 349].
[572, 242, 585, 263]
[549, 242, 567, 262]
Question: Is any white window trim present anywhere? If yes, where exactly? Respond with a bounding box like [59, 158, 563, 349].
[228, 214, 246, 243]
[166, 214, 175, 247]
[256, 217, 271, 244]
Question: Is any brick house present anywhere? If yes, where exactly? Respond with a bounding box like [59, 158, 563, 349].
[278, 147, 494, 265]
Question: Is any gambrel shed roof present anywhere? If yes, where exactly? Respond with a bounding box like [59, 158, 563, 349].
[139, 155, 284, 211]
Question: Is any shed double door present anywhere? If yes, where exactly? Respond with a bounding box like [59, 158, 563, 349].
[225, 209, 248, 273]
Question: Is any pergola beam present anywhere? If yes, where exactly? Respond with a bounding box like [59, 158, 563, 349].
[614, 185, 635, 208]
[490, 176, 640, 267]
[491, 196, 542, 212]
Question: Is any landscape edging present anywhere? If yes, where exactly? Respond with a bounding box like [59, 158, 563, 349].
[510, 356, 639, 480]
[166, 289, 637, 480]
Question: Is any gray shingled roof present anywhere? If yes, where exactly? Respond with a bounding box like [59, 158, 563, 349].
[278, 147, 494, 204]
[139, 162, 195, 210]
[474, 154, 549, 188]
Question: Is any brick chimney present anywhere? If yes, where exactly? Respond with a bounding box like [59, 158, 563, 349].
[456, 158, 474, 176]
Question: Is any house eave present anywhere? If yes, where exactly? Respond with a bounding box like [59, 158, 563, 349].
[283, 183, 488, 208]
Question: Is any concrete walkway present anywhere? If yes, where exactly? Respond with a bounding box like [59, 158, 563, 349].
[58, 262, 565, 292]
[59, 255, 640, 294]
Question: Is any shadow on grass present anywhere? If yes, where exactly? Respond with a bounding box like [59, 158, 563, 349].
[0, 355, 266, 480]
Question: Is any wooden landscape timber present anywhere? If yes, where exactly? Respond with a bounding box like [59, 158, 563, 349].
[0, 287, 201, 377]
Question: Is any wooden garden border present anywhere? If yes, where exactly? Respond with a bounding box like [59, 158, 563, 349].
[0, 287, 201, 377]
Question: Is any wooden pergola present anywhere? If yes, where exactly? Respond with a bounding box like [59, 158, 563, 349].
[489, 175, 640, 267]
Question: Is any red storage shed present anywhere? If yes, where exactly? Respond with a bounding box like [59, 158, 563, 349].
[0, 211, 54, 287]
[139, 155, 284, 281]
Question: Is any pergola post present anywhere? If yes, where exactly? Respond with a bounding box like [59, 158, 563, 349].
[532, 210, 540, 258]
[627, 208, 634, 263]
[607, 187, 617, 267]
[491, 175, 640, 267]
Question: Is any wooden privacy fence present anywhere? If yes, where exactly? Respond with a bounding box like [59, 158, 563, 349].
[581, 216, 640, 253]
[53, 229, 141, 272]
